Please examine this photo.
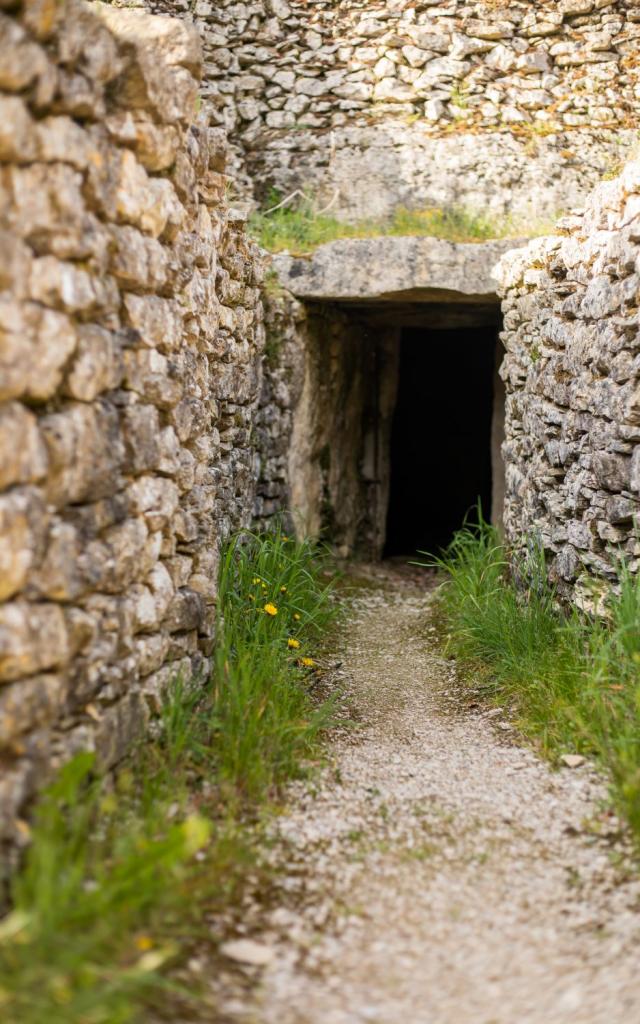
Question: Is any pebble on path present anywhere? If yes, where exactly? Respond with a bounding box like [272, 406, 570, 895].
[216, 564, 640, 1024]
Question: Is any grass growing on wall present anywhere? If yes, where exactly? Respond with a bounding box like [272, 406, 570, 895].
[0, 526, 339, 1024]
[427, 518, 640, 842]
[249, 192, 551, 254]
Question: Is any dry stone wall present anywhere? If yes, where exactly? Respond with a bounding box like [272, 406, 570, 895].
[0, 0, 264, 845]
[254, 283, 308, 526]
[287, 305, 400, 559]
[3, 0, 640, 845]
[496, 162, 640, 609]
[201, 0, 640, 135]
[254, 282, 402, 559]
[142, 0, 639, 220]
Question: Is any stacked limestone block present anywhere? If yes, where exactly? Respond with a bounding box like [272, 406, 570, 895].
[186, 0, 640, 136]
[496, 162, 640, 608]
[138, 0, 640, 221]
[253, 285, 307, 526]
[0, 0, 264, 843]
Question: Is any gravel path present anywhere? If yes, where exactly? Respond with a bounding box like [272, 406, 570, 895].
[220, 565, 640, 1024]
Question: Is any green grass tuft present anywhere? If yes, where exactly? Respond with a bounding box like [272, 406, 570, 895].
[249, 192, 554, 254]
[214, 527, 339, 799]
[425, 515, 640, 842]
[0, 525, 338, 1022]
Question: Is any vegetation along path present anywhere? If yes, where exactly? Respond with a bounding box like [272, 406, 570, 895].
[222, 565, 640, 1024]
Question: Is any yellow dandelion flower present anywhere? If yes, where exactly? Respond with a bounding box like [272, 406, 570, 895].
[261, 582, 268, 590]
[293, 613, 301, 621]
[287, 637, 300, 649]
[135, 935, 154, 952]
[264, 603, 278, 616]
[252, 577, 262, 585]
[301, 657, 315, 668]
[280, 585, 287, 593]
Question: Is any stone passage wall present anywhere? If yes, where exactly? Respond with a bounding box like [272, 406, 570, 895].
[253, 284, 307, 526]
[254, 284, 401, 558]
[144, 0, 639, 220]
[0, 0, 264, 843]
[287, 306, 399, 559]
[496, 162, 640, 608]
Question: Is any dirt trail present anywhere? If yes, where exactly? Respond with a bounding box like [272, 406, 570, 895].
[222, 566, 640, 1024]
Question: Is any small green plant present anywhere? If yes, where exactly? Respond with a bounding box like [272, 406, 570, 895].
[262, 267, 286, 300]
[249, 191, 554, 255]
[425, 515, 640, 843]
[602, 160, 624, 181]
[214, 526, 339, 798]
[249, 192, 352, 252]
[263, 330, 284, 368]
[0, 525, 339, 1021]
[391, 205, 498, 241]
[0, 746, 216, 1024]
[449, 83, 469, 112]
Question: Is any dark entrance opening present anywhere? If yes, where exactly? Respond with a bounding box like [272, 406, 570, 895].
[384, 326, 497, 558]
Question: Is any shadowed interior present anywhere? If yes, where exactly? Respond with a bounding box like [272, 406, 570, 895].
[384, 326, 497, 558]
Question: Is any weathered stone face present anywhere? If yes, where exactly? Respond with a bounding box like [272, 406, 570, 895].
[495, 161, 640, 609]
[0, 0, 264, 848]
[255, 288, 399, 559]
[2, 0, 639, 856]
[273, 236, 519, 303]
[143, 0, 638, 220]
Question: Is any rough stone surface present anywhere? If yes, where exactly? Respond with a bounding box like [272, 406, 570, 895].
[141, 0, 639, 220]
[273, 237, 518, 303]
[496, 160, 640, 607]
[253, 284, 307, 526]
[247, 126, 635, 226]
[0, 0, 264, 845]
[261, 234, 509, 562]
[254, 287, 393, 557]
[3, 0, 640, 859]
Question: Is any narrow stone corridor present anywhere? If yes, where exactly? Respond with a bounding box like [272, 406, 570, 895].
[221, 566, 640, 1024]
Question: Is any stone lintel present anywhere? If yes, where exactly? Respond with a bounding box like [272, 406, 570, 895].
[272, 236, 526, 305]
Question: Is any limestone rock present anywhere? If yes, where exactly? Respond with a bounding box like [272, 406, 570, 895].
[64, 324, 123, 402]
[37, 115, 93, 168]
[0, 403, 48, 490]
[498, 160, 640, 601]
[0, 603, 69, 683]
[95, 5, 200, 125]
[0, 13, 51, 93]
[5, 0, 638, 851]
[273, 237, 519, 303]
[0, 96, 38, 162]
[87, 148, 184, 238]
[220, 939, 275, 966]
[0, 299, 77, 402]
[0, 489, 47, 602]
[29, 256, 118, 315]
[41, 403, 124, 506]
[109, 225, 168, 291]
[0, 673, 65, 749]
[0, 0, 265, 839]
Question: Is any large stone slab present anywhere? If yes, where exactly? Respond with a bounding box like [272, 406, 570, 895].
[272, 236, 522, 304]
